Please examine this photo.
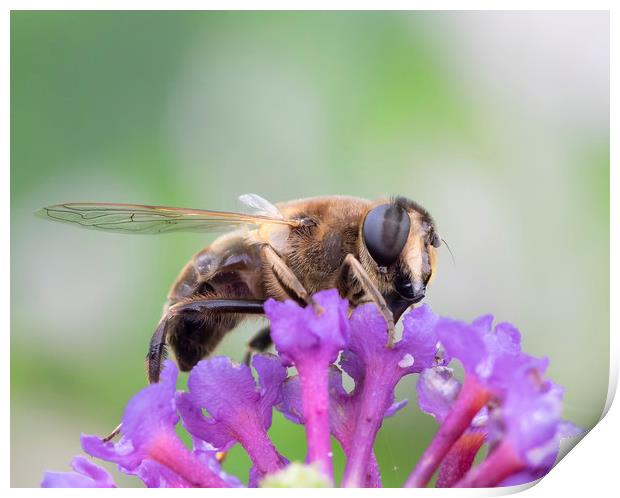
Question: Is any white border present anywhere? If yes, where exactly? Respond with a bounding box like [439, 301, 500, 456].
[3, 2, 616, 496]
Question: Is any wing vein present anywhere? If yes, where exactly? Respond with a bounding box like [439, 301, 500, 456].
[36, 201, 300, 235]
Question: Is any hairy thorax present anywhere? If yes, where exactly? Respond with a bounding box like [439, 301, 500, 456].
[276, 196, 370, 294]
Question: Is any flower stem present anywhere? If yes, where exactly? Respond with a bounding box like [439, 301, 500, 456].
[149, 432, 231, 488]
[341, 372, 393, 488]
[235, 422, 285, 476]
[453, 440, 525, 487]
[298, 361, 333, 481]
[436, 431, 486, 487]
[404, 375, 490, 488]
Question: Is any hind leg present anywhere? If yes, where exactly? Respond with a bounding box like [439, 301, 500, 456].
[101, 297, 264, 442]
[146, 297, 265, 383]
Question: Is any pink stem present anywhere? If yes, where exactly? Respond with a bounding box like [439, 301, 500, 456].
[404, 375, 490, 488]
[341, 373, 393, 487]
[149, 432, 231, 488]
[338, 433, 382, 487]
[453, 440, 525, 487]
[234, 420, 285, 475]
[298, 361, 333, 481]
[436, 431, 486, 487]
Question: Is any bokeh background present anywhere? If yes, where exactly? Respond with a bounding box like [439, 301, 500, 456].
[11, 11, 609, 487]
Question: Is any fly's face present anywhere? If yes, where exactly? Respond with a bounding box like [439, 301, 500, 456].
[359, 197, 441, 321]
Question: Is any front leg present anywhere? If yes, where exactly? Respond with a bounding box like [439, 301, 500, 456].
[260, 244, 321, 312]
[337, 253, 396, 347]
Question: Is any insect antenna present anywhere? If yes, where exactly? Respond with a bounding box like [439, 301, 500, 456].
[441, 237, 456, 264]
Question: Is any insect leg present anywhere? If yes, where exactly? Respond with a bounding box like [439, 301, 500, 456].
[100, 298, 264, 442]
[101, 422, 122, 442]
[243, 326, 272, 365]
[338, 253, 396, 347]
[102, 311, 171, 441]
[146, 314, 170, 384]
[260, 244, 320, 311]
[146, 298, 265, 383]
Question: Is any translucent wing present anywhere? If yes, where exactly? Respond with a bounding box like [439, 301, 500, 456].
[238, 193, 283, 218]
[36, 202, 301, 235]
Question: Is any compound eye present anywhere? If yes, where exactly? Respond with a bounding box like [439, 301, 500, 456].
[362, 204, 411, 267]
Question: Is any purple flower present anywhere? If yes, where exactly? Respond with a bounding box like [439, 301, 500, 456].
[41, 289, 580, 489]
[405, 314, 541, 487]
[41, 456, 116, 488]
[178, 354, 287, 483]
[265, 288, 349, 480]
[498, 415, 582, 486]
[266, 289, 349, 369]
[416, 366, 461, 423]
[80, 360, 180, 471]
[436, 316, 546, 398]
[436, 431, 487, 488]
[459, 374, 583, 487]
[415, 366, 488, 487]
[129, 460, 193, 488]
[340, 303, 441, 487]
[81, 361, 237, 488]
[278, 365, 407, 486]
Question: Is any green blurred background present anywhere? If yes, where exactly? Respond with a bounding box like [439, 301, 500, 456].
[11, 11, 609, 487]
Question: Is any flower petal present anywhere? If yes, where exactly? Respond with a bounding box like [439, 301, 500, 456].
[187, 356, 285, 476]
[385, 398, 409, 418]
[436, 319, 486, 374]
[81, 360, 179, 470]
[175, 392, 235, 451]
[41, 456, 116, 488]
[188, 357, 259, 420]
[253, 353, 288, 428]
[266, 288, 349, 368]
[401, 304, 442, 369]
[416, 366, 461, 423]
